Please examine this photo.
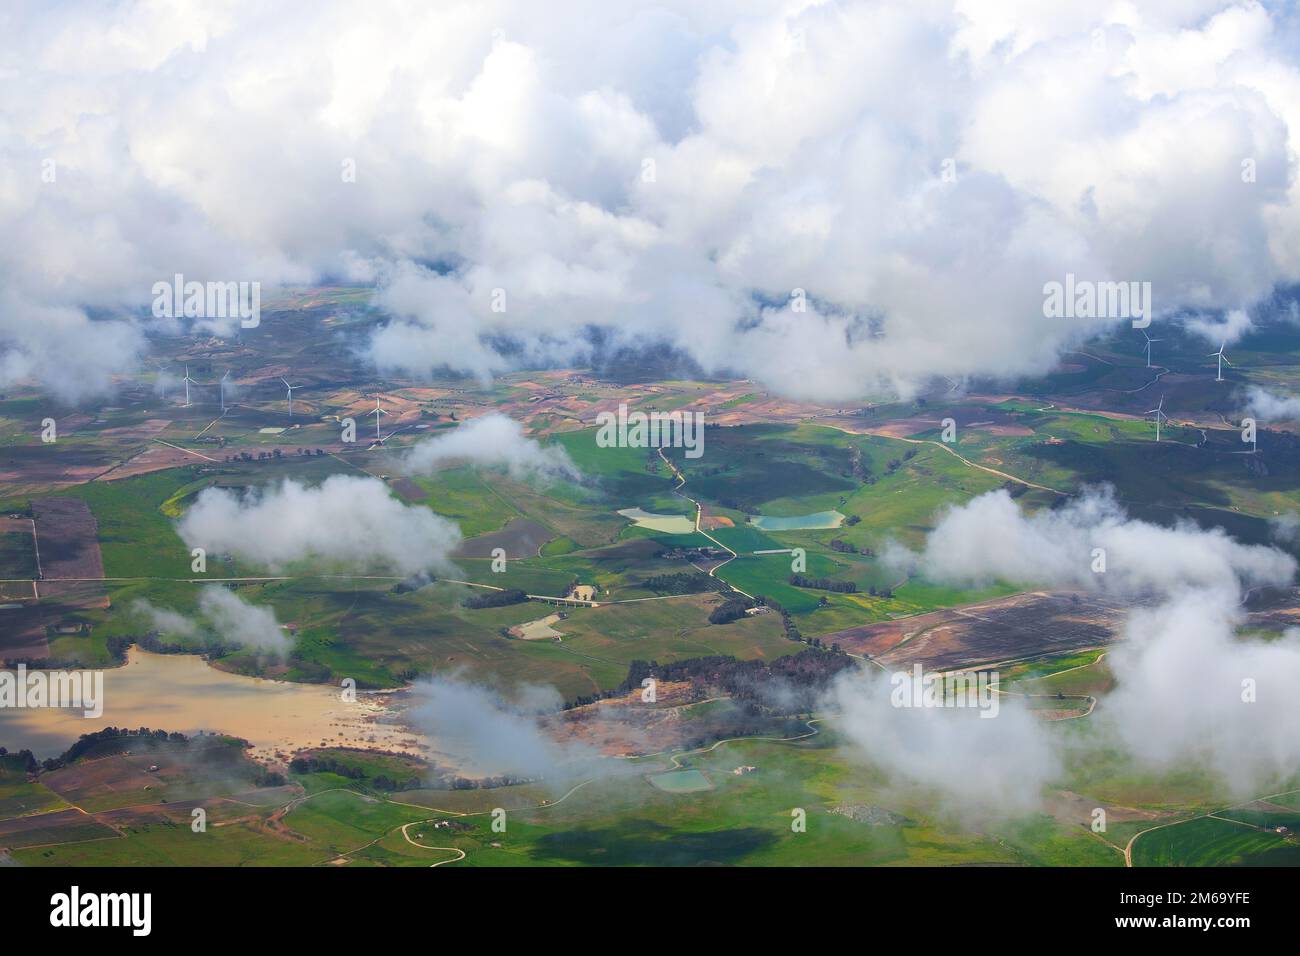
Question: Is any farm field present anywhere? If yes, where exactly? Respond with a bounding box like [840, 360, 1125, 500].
[3, 305, 1300, 875]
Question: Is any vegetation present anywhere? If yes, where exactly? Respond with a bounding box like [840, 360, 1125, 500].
[462, 588, 530, 609]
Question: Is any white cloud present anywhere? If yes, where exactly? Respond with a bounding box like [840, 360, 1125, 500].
[176, 475, 462, 576]
[829, 669, 1061, 816]
[4, 2, 1300, 401]
[130, 590, 291, 656]
[406, 674, 596, 780]
[129, 599, 197, 638]
[197, 587, 291, 656]
[857, 487, 1300, 803]
[404, 412, 579, 482]
[888, 486, 1295, 597]
[1240, 384, 1300, 421]
[1103, 592, 1300, 794]
[1184, 307, 1254, 346]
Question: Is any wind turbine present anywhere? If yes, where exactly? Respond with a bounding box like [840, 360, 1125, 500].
[1146, 394, 1170, 442]
[219, 370, 231, 414]
[152, 362, 172, 399]
[370, 395, 386, 442]
[281, 378, 303, 418]
[1208, 342, 1232, 382]
[182, 365, 197, 407]
[1140, 329, 1164, 369]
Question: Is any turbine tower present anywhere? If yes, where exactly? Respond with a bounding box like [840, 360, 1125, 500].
[220, 370, 231, 414]
[1208, 342, 1232, 382]
[1146, 394, 1170, 442]
[370, 395, 386, 442]
[153, 363, 172, 399]
[1140, 329, 1164, 369]
[182, 365, 197, 407]
[281, 378, 303, 418]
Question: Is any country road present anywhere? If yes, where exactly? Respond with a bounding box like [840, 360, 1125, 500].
[657, 447, 753, 598]
[817, 419, 1068, 496]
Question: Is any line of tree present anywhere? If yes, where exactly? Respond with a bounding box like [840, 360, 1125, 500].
[754, 596, 802, 643]
[708, 597, 752, 624]
[462, 588, 529, 609]
[566, 648, 856, 715]
[33, 727, 250, 773]
[640, 572, 721, 595]
[288, 754, 413, 792]
[788, 573, 857, 593]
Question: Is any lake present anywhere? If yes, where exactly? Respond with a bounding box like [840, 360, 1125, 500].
[749, 510, 846, 531]
[617, 507, 696, 535]
[0, 647, 426, 761]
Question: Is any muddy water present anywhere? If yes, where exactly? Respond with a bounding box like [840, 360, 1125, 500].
[0, 647, 429, 761]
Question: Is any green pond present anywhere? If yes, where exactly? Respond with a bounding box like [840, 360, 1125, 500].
[617, 507, 696, 535]
[749, 510, 845, 531]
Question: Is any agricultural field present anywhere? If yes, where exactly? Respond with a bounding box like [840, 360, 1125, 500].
[3, 302, 1300, 874]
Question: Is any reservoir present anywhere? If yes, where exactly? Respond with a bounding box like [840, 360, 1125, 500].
[617, 507, 696, 534]
[0, 647, 426, 761]
[748, 510, 845, 531]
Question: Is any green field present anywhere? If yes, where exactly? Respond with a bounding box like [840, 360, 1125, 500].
[1131, 816, 1300, 866]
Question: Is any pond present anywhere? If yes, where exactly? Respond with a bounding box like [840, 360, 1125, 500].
[748, 510, 845, 531]
[617, 507, 696, 535]
[0, 647, 425, 761]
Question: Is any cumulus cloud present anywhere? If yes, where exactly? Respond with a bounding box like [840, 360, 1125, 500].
[404, 413, 580, 482]
[197, 587, 291, 656]
[1270, 511, 1300, 545]
[886, 487, 1295, 597]
[1240, 385, 1300, 421]
[6, 2, 1300, 401]
[1183, 307, 1254, 346]
[830, 669, 1060, 816]
[844, 487, 1300, 807]
[406, 674, 597, 780]
[130, 590, 291, 656]
[176, 475, 461, 575]
[1104, 592, 1300, 794]
[129, 599, 198, 638]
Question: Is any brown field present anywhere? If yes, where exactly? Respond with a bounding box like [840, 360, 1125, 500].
[0, 808, 119, 849]
[388, 477, 426, 501]
[97, 418, 172, 442]
[453, 517, 553, 559]
[827, 591, 1134, 671]
[1045, 790, 1167, 832]
[32, 498, 104, 581]
[0, 446, 117, 493]
[0, 579, 37, 601]
[0, 499, 111, 662]
[0, 604, 48, 661]
[41, 759, 162, 811]
[865, 417, 944, 438]
[543, 681, 707, 755]
[98, 441, 211, 479]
